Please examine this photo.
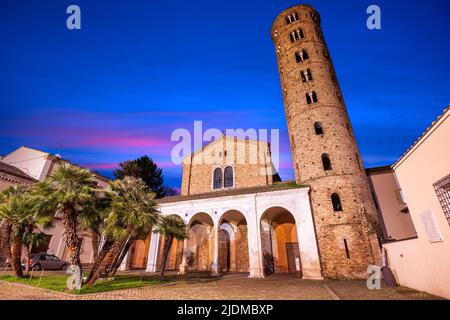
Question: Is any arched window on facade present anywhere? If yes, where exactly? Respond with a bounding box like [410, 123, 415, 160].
[314, 122, 323, 135]
[331, 193, 343, 212]
[322, 154, 332, 171]
[213, 168, 223, 190]
[224, 166, 234, 188]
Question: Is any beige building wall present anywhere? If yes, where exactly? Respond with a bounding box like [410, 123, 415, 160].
[366, 167, 417, 241]
[2, 146, 110, 265]
[181, 136, 278, 195]
[384, 107, 450, 299]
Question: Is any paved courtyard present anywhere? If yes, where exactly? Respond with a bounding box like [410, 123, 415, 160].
[0, 273, 442, 300]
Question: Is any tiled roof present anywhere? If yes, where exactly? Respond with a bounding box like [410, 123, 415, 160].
[157, 181, 307, 204]
[365, 165, 394, 175]
[393, 106, 449, 168]
[0, 161, 36, 183]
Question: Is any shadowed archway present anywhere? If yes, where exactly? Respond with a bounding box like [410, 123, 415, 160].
[218, 210, 249, 273]
[186, 212, 214, 271]
[260, 207, 301, 276]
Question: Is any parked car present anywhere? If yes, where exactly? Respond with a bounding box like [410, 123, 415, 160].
[22, 253, 69, 271]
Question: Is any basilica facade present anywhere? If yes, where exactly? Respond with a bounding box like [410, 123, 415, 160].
[124, 4, 381, 280]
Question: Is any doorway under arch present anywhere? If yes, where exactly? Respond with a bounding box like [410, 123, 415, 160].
[260, 207, 301, 276]
[218, 210, 249, 273]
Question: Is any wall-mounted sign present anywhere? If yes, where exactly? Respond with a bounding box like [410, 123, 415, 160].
[419, 210, 443, 243]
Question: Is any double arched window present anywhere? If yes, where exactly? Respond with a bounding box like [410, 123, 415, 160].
[295, 50, 309, 63]
[306, 91, 318, 104]
[213, 166, 234, 190]
[213, 168, 223, 190]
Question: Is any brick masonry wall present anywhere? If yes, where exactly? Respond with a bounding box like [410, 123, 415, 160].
[181, 137, 275, 195]
[271, 4, 381, 279]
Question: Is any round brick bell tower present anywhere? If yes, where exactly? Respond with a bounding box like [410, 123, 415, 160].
[271, 4, 381, 279]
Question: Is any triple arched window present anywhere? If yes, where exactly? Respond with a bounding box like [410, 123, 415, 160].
[213, 166, 234, 190]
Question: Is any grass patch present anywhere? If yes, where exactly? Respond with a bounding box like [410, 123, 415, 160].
[0, 274, 171, 294]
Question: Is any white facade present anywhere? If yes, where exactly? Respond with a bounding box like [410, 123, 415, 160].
[143, 187, 323, 279]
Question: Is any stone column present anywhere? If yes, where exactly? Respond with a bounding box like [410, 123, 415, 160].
[146, 232, 160, 273]
[247, 215, 264, 278]
[211, 225, 220, 276]
[119, 250, 131, 271]
[178, 238, 189, 275]
[296, 199, 323, 280]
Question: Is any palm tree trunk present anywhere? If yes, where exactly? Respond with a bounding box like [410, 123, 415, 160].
[23, 225, 31, 275]
[108, 236, 133, 277]
[0, 219, 12, 266]
[84, 239, 113, 284]
[62, 204, 82, 275]
[86, 239, 125, 287]
[91, 230, 100, 262]
[104, 240, 125, 275]
[159, 235, 174, 279]
[11, 226, 24, 278]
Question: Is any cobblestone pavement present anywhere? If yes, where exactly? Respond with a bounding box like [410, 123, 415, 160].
[0, 274, 442, 300]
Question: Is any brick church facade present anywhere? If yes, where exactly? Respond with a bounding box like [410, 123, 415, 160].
[124, 4, 382, 280]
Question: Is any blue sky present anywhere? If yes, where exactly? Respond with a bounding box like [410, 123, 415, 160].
[0, 0, 449, 189]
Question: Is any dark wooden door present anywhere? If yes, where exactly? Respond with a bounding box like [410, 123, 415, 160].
[286, 242, 301, 273]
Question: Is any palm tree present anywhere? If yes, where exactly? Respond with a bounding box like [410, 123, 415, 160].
[155, 215, 187, 279]
[33, 164, 98, 275]
[79, 192, 111, 261]
[0, 219, 12, 268]
[85, 177, 159, 287]
[107, 227, 148, 277]
[0, 186, 50, 277]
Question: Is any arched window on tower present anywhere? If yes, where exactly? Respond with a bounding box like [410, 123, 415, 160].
[314, 122, 323, 135]
[224, 166, 234, 188]
[306, 91, 318, 104]
[331, 193, 343, 212]
[290, 28, 304, 42]
[295, 50, 309, 63]
[213, 168, 223, 190]
[322, 154, 332, 171]
[285, 12, 299, 25]
[301, 69, 313, 82]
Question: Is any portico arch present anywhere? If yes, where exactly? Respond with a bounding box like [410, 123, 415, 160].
[186, 212, 214, 271]
[218, 210, 249, 273]
[260, 207, 301, 276]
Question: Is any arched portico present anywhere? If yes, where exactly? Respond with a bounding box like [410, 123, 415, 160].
[218, 210, 249, 273]
[260, 207, 302, 276]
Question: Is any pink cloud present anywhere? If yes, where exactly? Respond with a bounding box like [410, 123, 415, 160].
[83, 163, 119, 170]
[82, 136, 171, 148]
